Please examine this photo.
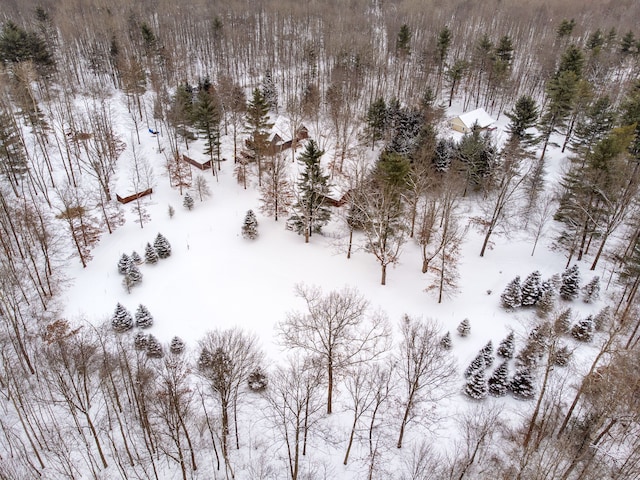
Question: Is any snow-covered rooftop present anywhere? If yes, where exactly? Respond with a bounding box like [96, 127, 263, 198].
[268, 115, 294, 143]
[456, 108, 495, 129]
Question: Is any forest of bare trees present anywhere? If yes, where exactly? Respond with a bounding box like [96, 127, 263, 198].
[1, 0, 640, 478]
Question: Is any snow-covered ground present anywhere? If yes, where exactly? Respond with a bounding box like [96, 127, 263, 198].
[59, 91, 608, 476]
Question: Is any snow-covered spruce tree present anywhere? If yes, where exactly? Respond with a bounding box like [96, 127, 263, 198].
[497, 332, 515, 359]
[457, 318, 471, 337]
[515, 324, 551, 368]
[183, 192, 195, 210]
[145, 242, 159, 264]
[488, 361, 509, 397]
[553, 308, 572, 335]
[146, 335, 164, 358]
[521, 270, 542, 306]
[571, 315, 595, 342]
[134, 331, 148, 350]
[509, 368, 535, 399]
[247, 367, 268, 392]
[465, 368, 488, 400]
[127, 264, 143, 285]
[261, 70, 278, 112]
[135, 304, 153, 328]
[432, 137, 456, 172]
[241, 209, 259, 239]
[112, 303, 133, 332]
[560, 264, 580, 300]
[118, 253, 132, 274]
[593, 306, 611, 332]
[481, 341, 494, 367]
[168, 204, 175, 218]
[551, 343, 572, 366]
[464, 353, 486, 378]
[154, 233, 171, 258]
[131, 250, 143, 265]
[440, 331, 452, 349]
[287, 140, 331, 243]
[536, 284, 557, 318]
[582, 276, 600, 303]
[501, 276, 522, 309]
[169, 336, 185, 355]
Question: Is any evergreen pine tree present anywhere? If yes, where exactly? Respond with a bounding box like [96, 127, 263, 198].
[551, 343, 572, 367]
[505, 95, 539, 144]
[515, 324, 551, 368]
[553, 308, 573, 335]
[521, 271, 543, 306]
[366, 97, 387, 147]
[387, 108, 424, 157]
[557, 19, 576, 39]
[568, 96, 616, 156]
[134, 331, 148, 350]
[432, 137, 456, 172]
[183, 192, 195, 210]
[248, 367, 269, 392]
[146, 335, 164, 358]
[465, 368, 488, 400]
[288, 140, 331, 242]
[126, 264, 143, 287]
[245, 88, 273, 185]
[261, 71, 278, 112]
[509, 368, 535, 399]
[135, 304, 154, 328]
[154, 233, 171, 258]
[194, 82, 222, 171]
[538, 70, 579, 162]
[497, 332, 515, 359]
[557, 44, 585, 78]
[464, 353, 486, 378]
[582, 276, 600, 303]
[111, 303, 133, 332]
[241, 209, 259, 239]
[0, 21, 54, 73]
[145, 242, 159, 264]
[170, 336, 185, 355]
[488, 361, 509, 396]
[481, 341, 494, 367]
[571, 315, 595, 342]
[593, 306, 611, 332]
[501, 276, 522, 309]
[131, 251, 143, 265]
[560, 264, 580, 300]
[457, 318, 471, 337]
[440, 331, 452, 350]
[169, 82, 195, 145]
[620, 31, 636, 55]
[536, 284, 557, 318]
[396, 24, 411, 57]
[118, 253, 132, 274]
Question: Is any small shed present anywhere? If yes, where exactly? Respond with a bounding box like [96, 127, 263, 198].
[182, 154, 212, 170]
[449, 108, 495, 134]
[116, 188, 153, 204]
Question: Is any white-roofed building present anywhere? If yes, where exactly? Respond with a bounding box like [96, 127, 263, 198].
[449, 108, 496, 133]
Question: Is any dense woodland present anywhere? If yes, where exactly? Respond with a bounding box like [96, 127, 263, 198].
[2, 0, 640, 478]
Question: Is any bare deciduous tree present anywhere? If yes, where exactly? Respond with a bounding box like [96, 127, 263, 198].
[197, 328, 263, 460]
[277, 284, 390, 414]
[396, 315, 456, 449]
[264, 354, 323, 480]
